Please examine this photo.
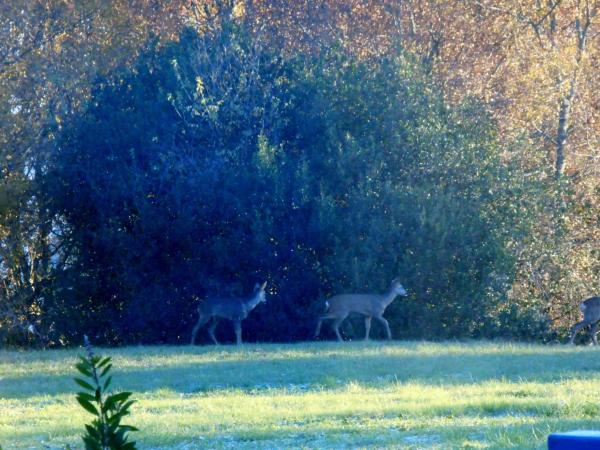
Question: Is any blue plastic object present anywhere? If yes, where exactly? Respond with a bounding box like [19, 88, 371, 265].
[548, 430, 600, 449]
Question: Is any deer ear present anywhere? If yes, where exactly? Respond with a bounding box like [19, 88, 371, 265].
[260, 281, 267, 290]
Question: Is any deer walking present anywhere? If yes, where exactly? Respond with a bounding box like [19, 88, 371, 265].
[314, 278, 408, 341]
[569, 296, 600, 345]
[190, 282, 267, 345]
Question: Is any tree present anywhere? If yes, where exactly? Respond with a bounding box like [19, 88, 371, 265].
[0, 0, 186, 346]
[43, 17, 544, 343]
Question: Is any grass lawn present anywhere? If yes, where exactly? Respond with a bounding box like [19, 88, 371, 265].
[1, 341, 600, 449]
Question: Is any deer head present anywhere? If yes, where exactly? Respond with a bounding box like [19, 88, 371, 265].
[391, 278, 408, 297]
[253, 281, 268, 303]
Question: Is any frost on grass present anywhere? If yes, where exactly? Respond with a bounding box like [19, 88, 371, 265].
[4, 342, 600, 449]
[402, 434, 441, 445]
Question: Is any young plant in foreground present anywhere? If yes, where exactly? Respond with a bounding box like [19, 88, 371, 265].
[74, 336, 138, 450]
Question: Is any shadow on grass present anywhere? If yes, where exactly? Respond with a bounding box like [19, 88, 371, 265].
[8, 415, 600, 450]
[3, 343, 600, 399]
[205, 418, 599, 449]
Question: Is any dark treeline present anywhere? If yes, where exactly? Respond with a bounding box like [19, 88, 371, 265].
[0, 4, 591, 347]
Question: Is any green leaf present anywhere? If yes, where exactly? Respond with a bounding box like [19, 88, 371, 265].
[75, 362, 93, 377]
[76, 397, 99, 416]
[100, 363, 112, 377]
[120, 400, 135, 413]
[77, 392, 95, 402]
[108, 418, 121, 433]
[103, 375, 112, 391]
[82, 435, 102, 450]
[113, 429, 127, 444]
[97, 356, 111, 369]
[82, 436, 102, 450]
[104, 397, 117, 412]
[74, 378, 95, 391]
[84, 424, 100, 440]
[110, 392, 132, 402]
[105, 392, 131, 410]
[107, 410, 125, 426]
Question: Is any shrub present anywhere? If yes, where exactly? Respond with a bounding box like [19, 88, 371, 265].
[74, 336, 138, 449]
[43, 22, 546, 344]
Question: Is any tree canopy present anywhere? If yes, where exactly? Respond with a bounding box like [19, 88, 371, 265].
[1, 0, 598, 346]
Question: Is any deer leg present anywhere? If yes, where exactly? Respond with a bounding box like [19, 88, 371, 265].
[590, 322, 599, 345]
[315, 314, 335, 338]
[207, 318, 220, 345]
[314, 318, 324, 338]
[364, 316, 372, 341]
[376, 315, 392, 340]
[345, 319, 356, 337]
[233, 320, 242, 345]
[190, 312, 210, 345]
[332, 315, 347, 342]
[569, 320, 591, 345]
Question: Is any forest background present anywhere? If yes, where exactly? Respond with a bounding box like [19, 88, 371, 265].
[1, 0, 598, 347]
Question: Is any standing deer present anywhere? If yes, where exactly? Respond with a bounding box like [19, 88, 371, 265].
[314, 278, 408, 341]
[569, 296, 600, 345]
[190, 281, 267, 345]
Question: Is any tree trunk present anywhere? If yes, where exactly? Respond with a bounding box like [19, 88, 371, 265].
[554, 11, 591, 178]
[555, 80, 576, 177]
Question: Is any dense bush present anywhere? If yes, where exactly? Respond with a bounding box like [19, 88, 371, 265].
[39, 22, 546, 345]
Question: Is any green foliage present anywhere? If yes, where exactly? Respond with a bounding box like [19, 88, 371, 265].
[37, 21, 551, 344]
[281, 55, 533, 339]
[74, 336, 138, 450]
[0, 0, 597, 351]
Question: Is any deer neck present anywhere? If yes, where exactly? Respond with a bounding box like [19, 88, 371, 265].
[243, 293, 262, 312]
[381, 288, 398, 308]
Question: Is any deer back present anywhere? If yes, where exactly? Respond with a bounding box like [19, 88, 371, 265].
[581, 296, 600, 322]
[327, 294, 384, 316]
[199, 297, 247, 320]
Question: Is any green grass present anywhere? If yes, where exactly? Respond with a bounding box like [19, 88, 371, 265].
[1, 341, 600, 449]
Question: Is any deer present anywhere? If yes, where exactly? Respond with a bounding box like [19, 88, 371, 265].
[314, 278, 408, 341]
[569, 296, 600, 345]
[190, 281, 267, 345]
